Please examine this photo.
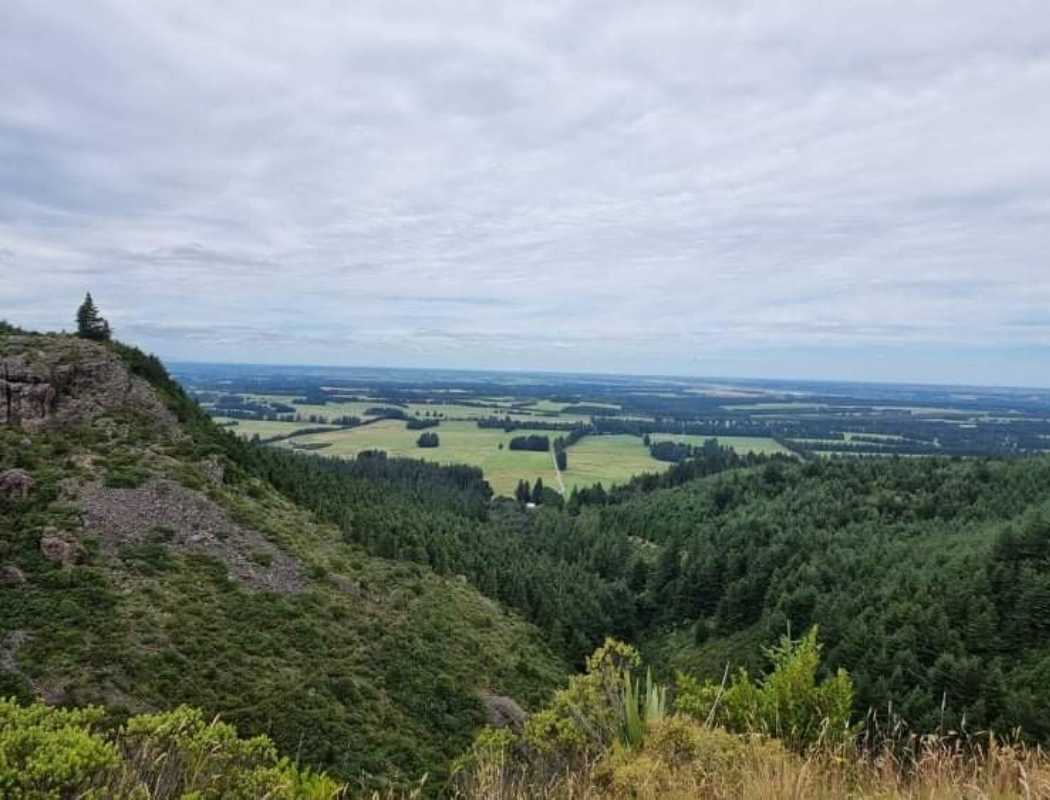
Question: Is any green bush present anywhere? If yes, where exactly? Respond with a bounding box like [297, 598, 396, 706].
[0, 701, 117, 799]
[103, 464, 149, 489]
[525, 638, 644, 755]
[675, 627, 856, 750]
[0, 700, 345, 799]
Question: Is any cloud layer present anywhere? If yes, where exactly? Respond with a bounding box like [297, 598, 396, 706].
[3, 1, 1050, 385]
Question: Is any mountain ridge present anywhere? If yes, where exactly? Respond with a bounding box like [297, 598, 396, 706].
[0, 331, 566, 789]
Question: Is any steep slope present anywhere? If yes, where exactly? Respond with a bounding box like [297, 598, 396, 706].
[595, 457, 1050, 738]
[0, 333, 566, 789]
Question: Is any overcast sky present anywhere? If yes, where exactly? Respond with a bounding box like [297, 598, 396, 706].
[2, 1, 1049, 386]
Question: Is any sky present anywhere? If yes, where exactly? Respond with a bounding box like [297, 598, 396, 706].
[2, 1, 1050, 386]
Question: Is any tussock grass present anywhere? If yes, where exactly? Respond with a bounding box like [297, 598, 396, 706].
[449, 730, 1050, 800]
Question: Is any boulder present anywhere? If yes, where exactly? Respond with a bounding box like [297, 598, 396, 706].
[0, 468, 34, 499]
[0, 565, 26, 585]
[39, 535, 83, 566]
[199, 456, 225, 486]
[478, 692, 528, 733]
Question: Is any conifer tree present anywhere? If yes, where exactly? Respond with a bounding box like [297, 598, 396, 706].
[532, 477, 545, 503]
[75, 293, 111, 341]
[515, 479, 531, 505]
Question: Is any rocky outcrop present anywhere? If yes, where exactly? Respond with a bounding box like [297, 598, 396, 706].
[77, 478, 305, 593]
[0, 336, 175, 432]
[199, 456, 225, 486]
[0, 565, 26, 585]
[0, 468, 34, 499]
[39, 534, 84, 566]
[478, 692, 528, 733]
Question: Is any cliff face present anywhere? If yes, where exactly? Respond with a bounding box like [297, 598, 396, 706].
[0, 331, 564, 788]
[0, 336, 173, 432]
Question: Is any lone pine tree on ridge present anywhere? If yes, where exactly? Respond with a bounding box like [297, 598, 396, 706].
[76, 292, 111, 341]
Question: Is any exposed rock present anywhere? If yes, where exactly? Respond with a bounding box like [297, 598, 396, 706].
[39, 534, 83, 566]
[0, 565, 26, 585]
[0, 468, 34, 499]
[77, 478, 304, 593]
[0, 630, 31, 676]
[0, 336, 177, 433]
[199, 456, 225, 486]
[478, 692, 528, 733]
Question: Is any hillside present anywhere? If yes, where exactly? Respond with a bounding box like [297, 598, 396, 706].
[594, 456, 1050, 737]
[5, 330, 1050, 798]
[0, 333, 567, 789]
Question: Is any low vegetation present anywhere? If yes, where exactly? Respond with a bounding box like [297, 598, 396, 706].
[0, 700, 344, 799]
[0, 333, 566, 791]
[454, 632, 1050, 799]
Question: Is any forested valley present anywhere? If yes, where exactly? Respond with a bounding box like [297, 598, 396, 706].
[233, 427, 1050, 741]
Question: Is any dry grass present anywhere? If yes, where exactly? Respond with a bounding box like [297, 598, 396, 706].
[446, 731, 1050, 800]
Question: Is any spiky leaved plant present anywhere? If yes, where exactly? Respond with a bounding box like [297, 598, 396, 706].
[621, 667, 668, 748]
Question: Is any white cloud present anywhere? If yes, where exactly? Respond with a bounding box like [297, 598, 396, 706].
[2, 0, 1049, 384]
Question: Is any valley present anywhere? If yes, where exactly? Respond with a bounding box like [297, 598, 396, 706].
[4, 328, 1050, 798]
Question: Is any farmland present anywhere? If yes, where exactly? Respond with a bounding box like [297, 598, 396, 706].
[274, 419, 561, 496]
[647, 433, 793, 456]
[558, 435, 667, 493]
[174, 362, 1050, 498]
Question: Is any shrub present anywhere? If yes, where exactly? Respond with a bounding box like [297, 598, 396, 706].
[525, 638, 643, 755]
[104, 464, 149, 489]
[0, 700, 346, 799]
[0, 700, 118, 798]
[621, 668, 667, 748]
[675, 627, 856, 750]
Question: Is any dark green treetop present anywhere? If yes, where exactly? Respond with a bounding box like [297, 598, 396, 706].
[76, 293, 111, 341]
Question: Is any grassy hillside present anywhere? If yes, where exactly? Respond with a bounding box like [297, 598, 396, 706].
[0, 333, 566, 790]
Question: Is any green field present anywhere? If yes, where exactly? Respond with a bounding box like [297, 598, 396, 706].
[560, 435, 667, 493]
[226, 395, 792, 497]
[276, 419, 561, 496]
[648, 433, 793, 456]
[253, 423, 791, 497]
[214, 417, 339, 439]
[242, 394, 593, 425]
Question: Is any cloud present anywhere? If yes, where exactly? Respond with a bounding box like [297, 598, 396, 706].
[2, 0, 1049, 384]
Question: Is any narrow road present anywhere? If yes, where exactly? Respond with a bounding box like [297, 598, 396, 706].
[550, 447, 566, 495]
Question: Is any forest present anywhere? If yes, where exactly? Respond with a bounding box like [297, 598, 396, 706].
[230, 424, 1050, 739]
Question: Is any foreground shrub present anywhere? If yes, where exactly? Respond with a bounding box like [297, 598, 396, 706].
[594, 716, 791, 797]
[675, 626, 856, 750]
[0, 699, 345, 799]
[453, 726, 1050, 799]
[0, 701, 117, 798]
[523, 638, 670, 756]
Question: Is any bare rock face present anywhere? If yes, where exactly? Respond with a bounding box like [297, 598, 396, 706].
[77, 478, 305, 593]
[39, 534, 84, 566]
[478, 692, 529, 733]
[0, 336, 176, 433]
[0, 468, 34, 499]
[199, 456, 225, 486]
